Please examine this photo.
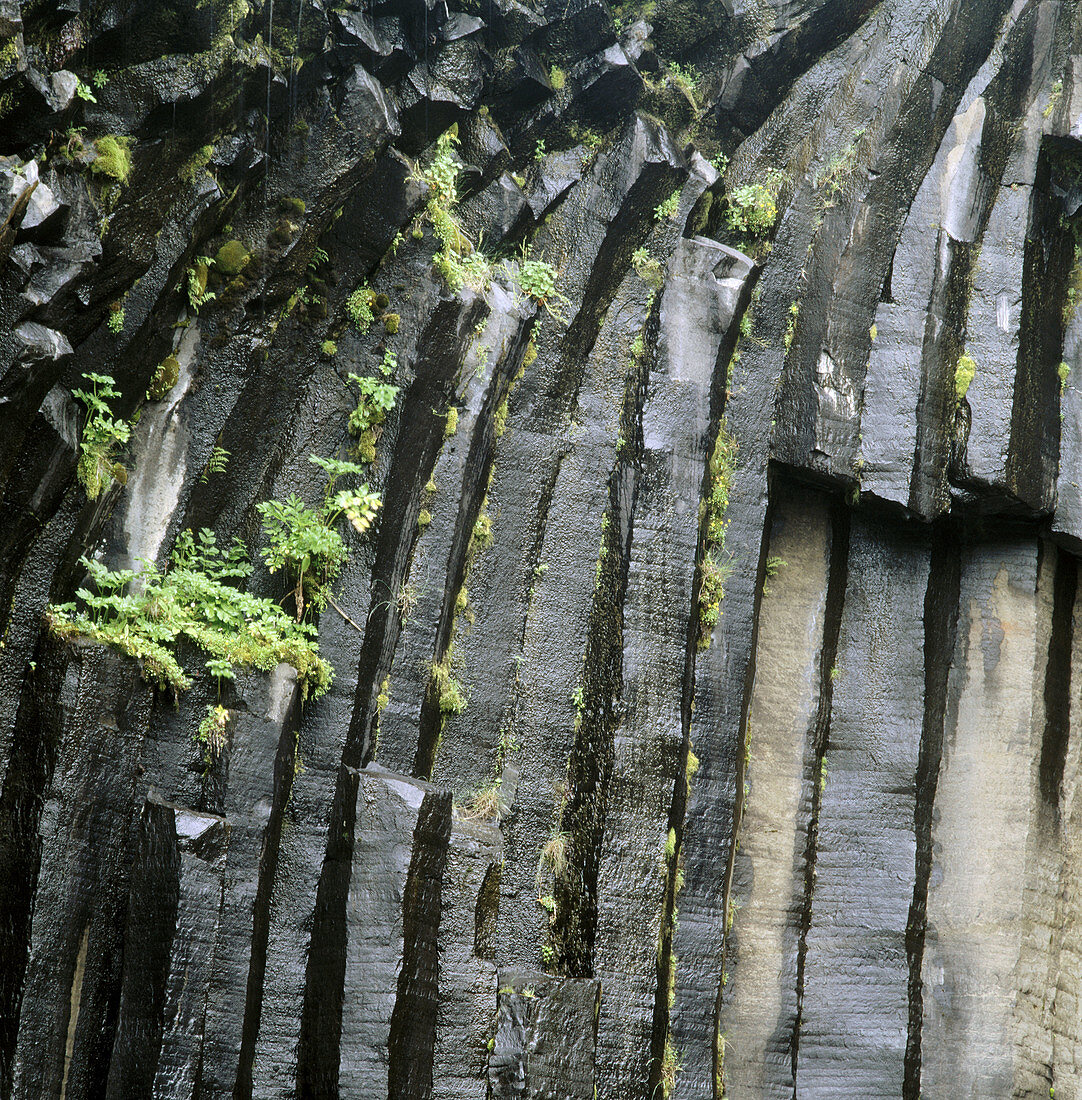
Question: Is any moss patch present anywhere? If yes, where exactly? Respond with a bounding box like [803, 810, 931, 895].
[215, 240, 251, 276]
[955, 353, 976, 401]
[90, 135, 134, 185]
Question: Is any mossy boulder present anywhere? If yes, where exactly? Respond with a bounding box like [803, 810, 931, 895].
[215, 240, 251, 276]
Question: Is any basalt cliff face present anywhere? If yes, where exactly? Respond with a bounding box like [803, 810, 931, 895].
[1, 0, 1081, 1097]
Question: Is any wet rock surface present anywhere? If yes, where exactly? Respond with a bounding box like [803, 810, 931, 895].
[6, 1, 1082, 1098]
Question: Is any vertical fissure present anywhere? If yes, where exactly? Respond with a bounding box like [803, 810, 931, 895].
[902, 521, 962, 1099]
[296, 296, 484, 1099]
[234, 691, 303, 1100]
[552, 311, 650, 977]
[386, 789, 452, 1100]
[1039, 543, 1076, 807]
[412, 321, 531, 780]
[789, 496, 851, 1089]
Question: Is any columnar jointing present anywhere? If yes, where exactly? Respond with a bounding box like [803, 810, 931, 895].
[8, 1, 1082, 1098]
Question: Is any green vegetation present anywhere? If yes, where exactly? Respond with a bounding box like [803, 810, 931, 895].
[534, 138, 546, 161]
[73, 372, 130, 500]
[444, 406, 459, 438]
[215, 240, 250, 276]
[659, 1036, 682, 1097]
[725, 182, 777, 237]
[431, 655, 467, 714]
[414, 127, 491, 292]
[763, 556, 787, 597]
[348, 284, 375, 331]
[1059, 360, 1070, 395]
[955, 352, 976, 402]
[197, 704, 231, 766]
[183, 256, 216, 313]
[783, 301, 799, 353]
[655, 189, 680, 221]
[257, 455, 381, 620]
[540, 830, 570, 876]
[148, 355, 180, 401]
[382, 312, 400, 334]
[697, 426, 737, 649]
[46, 530, 331, 698]
[107, 302, 125, 334]
[179, 143, 215, 184]
[348, 356, 399, 463]
[90, 135, 134, 184]
[516, 256, 568, 316]
[632, 246, 664, 288]
[321, 339, 338, 357]
[201, 446, 230, 482]
[549, 64, 566, 91]
[464, 780, 503, 820]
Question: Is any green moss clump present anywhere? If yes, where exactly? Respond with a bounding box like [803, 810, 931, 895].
[179, 144, 214, 184]
[418, 508, 432, 528]
[955, 353, 976, 401]
[444, 406, 458, 437]
[279, 196, 306, 216]
[431, 656, 467, 715]
[383, 312, 400, 334]
[696, 426, 738, 649]
[523, 336, 538, 368]
[356, 430, 377, 463]
[90, 135, 134, 185]
[321, 339, 337, 357]
[549, 64, 566, 91]
[215, 240, 251, 276]
[148, 355, 180, 401]
[375, 293, 390, 310]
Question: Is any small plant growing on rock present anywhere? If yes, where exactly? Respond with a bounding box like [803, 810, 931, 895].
[348, 284, 375, 331]
[696, 425, 738, 648]
[201, 445, 230, 483]
[215, 239, 250, 276]
[321, 339, 337, 357]
[725, 182, 777, 237]
[655, 189, 680, 221]
[540, 830, 570, 876]
[107, 301, 125, 333]
[431, 655, 467, 715]
[632, 246, 664, 288]
[412, 127, 491, 292]
[348, 369, 399, 462]
[147, 355, 180, 400]
[197, 704, 231, 766]
[73, 371, 130, 500]
[46, 530, 331, 698]
[258, 455, 381, 621]
[183, 256, 216, 313]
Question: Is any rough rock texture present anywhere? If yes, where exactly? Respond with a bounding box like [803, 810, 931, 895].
[5, 0, 1082, 1098]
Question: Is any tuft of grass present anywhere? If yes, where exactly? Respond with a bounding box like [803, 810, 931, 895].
[540, 829, 570, 877]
